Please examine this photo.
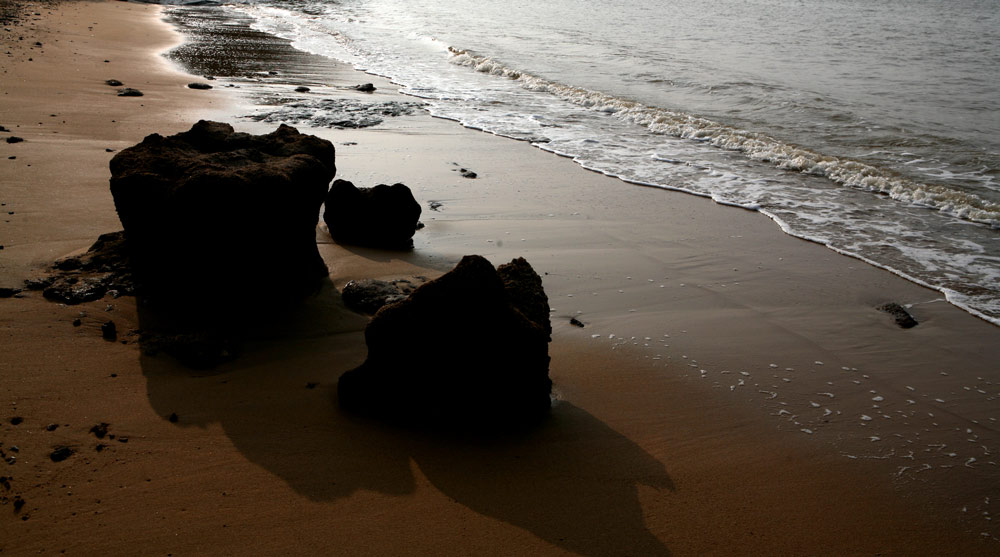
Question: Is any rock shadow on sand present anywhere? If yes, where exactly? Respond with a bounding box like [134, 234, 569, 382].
[137, 285, 674, 556]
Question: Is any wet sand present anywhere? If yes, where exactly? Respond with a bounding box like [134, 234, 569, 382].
[2, 1, 999, 554]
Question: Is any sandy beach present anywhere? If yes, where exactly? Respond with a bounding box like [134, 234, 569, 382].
[2, 1, 1000, 554]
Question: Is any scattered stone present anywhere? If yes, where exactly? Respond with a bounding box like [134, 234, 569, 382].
[247, 98, 421, 129]
[105, 148, 115, 153]
[8, 446, 17, 453]
[294, 86, 310, 93]
[460, 169, 477, 179]
[569, 317, 585, 327]
[167, 413, 178, 423]
[0, 287, 20, 298]
[49, 446, 73, 462]
[341, 279, 408, 314]
[305, 382, 318, 389]
[352, 83, 376, 92]
[72, 318, 82, 327]
[109, 120, 335, 308]
[95, 444, 107, 452]
[9, 417, 22, 426]
[5, 136, 24, 143]
[117, 437, 128, 443]
[877, 302, 918, 328]
[13, 496, 25, 512]
[323, 179, 422, 250]
[0, 125, 8, 132]
[104, 79, 122, 86]
[89, 423, 109, 439]
[428, 201, 444, 212]
[45, 423, 58, 431]
[338, 255, 552, 428]
[187, 82, 212, 90]
[4, 455, 14, 465]
[116, 88, 143, 97]
[101, 320, 117, 341]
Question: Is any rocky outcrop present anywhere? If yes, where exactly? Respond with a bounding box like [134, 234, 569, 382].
[323, 179, 421, 249]
[35, 231, 136, 304]
[108, 120, 335, 308]
[338, 255, 552, 428]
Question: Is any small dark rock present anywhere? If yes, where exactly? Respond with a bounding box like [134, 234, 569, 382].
[4, 456, 14, 465]
[9, 417, 22, 426]
[305, 382, 318, 389]
[105, 79, 122, 86]
[569, 317, 585, 327]
[101, 320, 117, 341]
[72, 319, 82, 327]
[167, 413, 178, 423]
[0, 287, 21, 298]
[8, 446, 17, 453]
[105, 148, 114, 153]
[49, 446, 73, 462]
[117, 437, 128, 443]
[294, 86, 310, 93]
[6, 136, 24, 144]
[23, 277, 53, 290]
[95, 444, 107, 452]
[323, 179, 421, 250]
[341, 279, 408, 314]
[7, 156, 14, 160]
[13, 496, 25, 512]
[353, 83, 376, 92]
[89, 423, 109, 439]
[187, 82, 212, 90]
[46, 423, 58, 431]
[0, 125, 8, 132]
[877, 302, 918, 328]
[428, 201, 444, 211]
[116, 88, 143, 97]
[459, 168, 477, 179]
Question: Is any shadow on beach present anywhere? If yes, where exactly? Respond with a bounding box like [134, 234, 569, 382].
[136, 284, 674, 556]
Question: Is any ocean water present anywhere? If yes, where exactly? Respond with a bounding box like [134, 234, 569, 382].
[208, 0, 999, 323]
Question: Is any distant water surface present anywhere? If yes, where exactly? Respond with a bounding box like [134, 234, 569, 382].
[215, 0, 999, 323]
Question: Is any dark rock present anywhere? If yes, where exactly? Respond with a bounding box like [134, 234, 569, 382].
[39, 232, 136, 304]
[187, 82, 213, 90]
[116, 88, 143, 97]
[338, 255, 552, 428]
[0, 287, 20, 298]
[323, 179, 421, 249]
[101, 320, 117, 341]
[877, 302, 918, 328]
[497, 257, 552, 338]
[8, 446, 17, 452]
[89, 423, 109, 439]
[13, 496, 24, 512]
[305, 382, 318, 389]
[428, 201, 443, 212]
[49, 446, 73, 462]
[105, 79, 123, 86]
[109, 120, 335, 308]
[294, 86, 310, 93]
[0, 125, 8, 132]
[341, 279, 408, 314]
[168, 413, 178, 423]
[9, 417, 22, 426]
[569, 317, 585, 327]
[46, 423, 58, 431]
[95, 444, 107, 452]
[5, 136, 24, 144]
[117, 437, 128, 443]
[72, 318, 82, 327]
[23, 277, 53, 290]
[353, 83, 376, 92]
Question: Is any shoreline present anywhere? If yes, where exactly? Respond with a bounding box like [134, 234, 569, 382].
[1, 1, 999, 554]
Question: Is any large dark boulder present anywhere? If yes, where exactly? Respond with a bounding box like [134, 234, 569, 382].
[323, 179, 421, 249]
[108, 120, 335, 308]
[338, 255, 552, 428]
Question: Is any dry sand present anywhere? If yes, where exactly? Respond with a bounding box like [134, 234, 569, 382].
[2, 1, 999, 554]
